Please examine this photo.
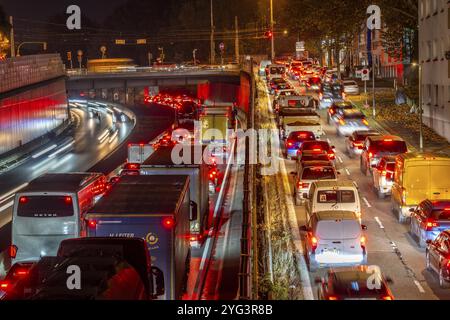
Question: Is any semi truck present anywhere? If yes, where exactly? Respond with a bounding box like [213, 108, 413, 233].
[85, 175, 194, 300]
[139, 145, 210, 240]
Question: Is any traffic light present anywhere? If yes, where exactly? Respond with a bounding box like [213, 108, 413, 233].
[265, 30, 273, 39]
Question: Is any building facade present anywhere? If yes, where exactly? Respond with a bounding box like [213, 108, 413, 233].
[419, 0, 450, 142]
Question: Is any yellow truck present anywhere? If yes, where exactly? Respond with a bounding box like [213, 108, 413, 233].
[391, 153, 450, 224]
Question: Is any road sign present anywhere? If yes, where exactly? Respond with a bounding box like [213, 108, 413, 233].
[219, 42, 225, 51]
[361, 68, 370, 81]
[296, 41, 305, 52]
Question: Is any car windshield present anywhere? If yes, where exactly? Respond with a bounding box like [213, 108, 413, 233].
[332, 271, 388, 296]
[302, 167, 336, 180]
[371, 140, 407, 153]
[17, 195, 74, 217]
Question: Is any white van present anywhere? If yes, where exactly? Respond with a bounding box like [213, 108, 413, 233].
[301, 211, 368, 272]
[306, 180, 362, 219]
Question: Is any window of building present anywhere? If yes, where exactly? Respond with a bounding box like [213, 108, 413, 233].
[426, 85, 432, 105]
[435, 85, 439, 106]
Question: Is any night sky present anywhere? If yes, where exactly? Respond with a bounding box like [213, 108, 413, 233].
[1, 0, 127, 22]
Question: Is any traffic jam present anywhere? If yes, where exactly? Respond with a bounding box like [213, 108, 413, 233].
[0, 91, 233, 300]
[261, 57, 450, 300]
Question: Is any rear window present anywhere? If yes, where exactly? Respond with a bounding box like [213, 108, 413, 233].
[302, 167, 336, 180]
[317, 190, 356, 204]
[17, 196, 74, 217]
[371, 140, 407, 153]
[343, 112, 365, 120]
[316, 220, 360, 240]
[288, 132, 315, 142]
[270, 67, 285, 74]
[431, 209, 450, 220]
[332, 271, 388, 296]
[302, 141, 330, 152]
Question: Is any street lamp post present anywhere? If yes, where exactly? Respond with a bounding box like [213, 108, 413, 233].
[270, 0, 275, 61]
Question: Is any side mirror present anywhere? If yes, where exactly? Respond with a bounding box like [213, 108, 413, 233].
[150, 266, 165, 298]
[299, 225, 310, 233]
[190, 201, 198, 222]
[361, 225, 368, 231]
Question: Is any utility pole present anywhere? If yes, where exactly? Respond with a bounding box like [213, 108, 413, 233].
[418, 63, 423, 151]
[372, 29, 376, 118]
[9, 16, 15, 57]
[210, 0, 215, 65]
[235, 16, 239, 64]
[270, 0, 275, 61]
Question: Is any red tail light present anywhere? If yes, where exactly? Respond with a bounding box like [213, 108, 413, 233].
[362, 119, 369, 126]
[369, 152, 374, 158]
[88, 220, 97, 229]
[328, 152, 335, 161]
[360, 236, 366, 249]
[297, 182, 310, 189]
[125, 163, 140, 170]
[9, 245, 18, 259]
[287, 140, 294, 148]
[425, 219, 439, 231]
[64, 196, 73, 205]
[19, 196, 28, 204]
[162, 217, 175, 229]
[311, 236, 318, 253]
[0, 281, 9, 291]
[328, 296, 338, 300]
[382, 296, 393, 300]
[13, 268, 30, 278]
[353, 142, 363, 149]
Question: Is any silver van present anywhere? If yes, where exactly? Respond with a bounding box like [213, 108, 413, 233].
[300, 211, 368, 272]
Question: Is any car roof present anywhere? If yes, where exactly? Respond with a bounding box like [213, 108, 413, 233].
[397, 152, 450, 162]
[314, 180, 356, 189]
[315, 210, 358, 221]
[22, 173, 104, 193]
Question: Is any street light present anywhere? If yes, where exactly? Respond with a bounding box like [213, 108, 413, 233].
[270, 0, 275, 61]
[412, 62, 423, 152]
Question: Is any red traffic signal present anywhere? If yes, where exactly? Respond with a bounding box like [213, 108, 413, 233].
[265, 30, 273, 39]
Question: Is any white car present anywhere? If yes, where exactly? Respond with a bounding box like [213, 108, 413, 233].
[306, 180, 362, 220]
[301, 211, 368, 272]
[343, 80, 360, 95]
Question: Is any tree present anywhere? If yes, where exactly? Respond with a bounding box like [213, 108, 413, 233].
[0, 5, 11, 58]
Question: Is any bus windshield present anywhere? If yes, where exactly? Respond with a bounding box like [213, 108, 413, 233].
[17, 195, 74, 217]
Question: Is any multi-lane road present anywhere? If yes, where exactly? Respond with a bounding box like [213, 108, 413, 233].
[257, 74, 450, 300]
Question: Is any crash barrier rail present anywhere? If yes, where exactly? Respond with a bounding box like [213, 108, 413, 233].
[193, 138, 236, 300]
[0, 54, 65, 94]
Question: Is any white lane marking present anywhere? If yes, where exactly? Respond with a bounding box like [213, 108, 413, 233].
[0, 201, 14, 213]
[32, 144, 58, 159]
[199, 237, 212, 271]
[413, 280, 426, 294]
[337, 156, 344, 164]
[374, 217, 385, 229]
[345, 169, 351, 176]
[48, 141, 75, 158]
[0, 183, 29, 203]
[363, 197, 372, 208]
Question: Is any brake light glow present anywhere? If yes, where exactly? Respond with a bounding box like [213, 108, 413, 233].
[297, 182, 310, 189]
[14, 268, 29, 277]
[64, 196, 72, 205]
[9, 245, 17, 259]
[360, 236, 366, 248]
[0, 282, 9, 290]
[328, 151, 335, 161]
[19, 196, 28, 204]
[126, 163, 140, 170]
[425, 219, 439, 231]
[313, 148, 322, 153]
[353, 142, 363, 148]
[328, 296, 338, 300]
[88, 220, 97, 229]
[162, 217, 175, 229]
[382, 296, 393, 301]
[362, 119, 369, 126]
[369, 152, 374, 158]
[311, 236, 318, 253]
[384, 139, 393, 142]
[339, 119, 346, 126]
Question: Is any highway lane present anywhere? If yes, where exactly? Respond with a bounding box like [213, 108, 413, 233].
[259, 74, 450, 300]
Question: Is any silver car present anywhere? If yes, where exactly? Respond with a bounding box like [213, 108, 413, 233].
[335, 109, 370, 137]
[343, 80, 360, 95]
[372, 156, 396, 199]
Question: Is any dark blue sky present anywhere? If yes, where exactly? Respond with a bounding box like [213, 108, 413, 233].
[1, 0, 127, 22]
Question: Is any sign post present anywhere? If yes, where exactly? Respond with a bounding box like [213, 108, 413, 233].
[361, 68, 370, 107]
[219, 42, 225, 65]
